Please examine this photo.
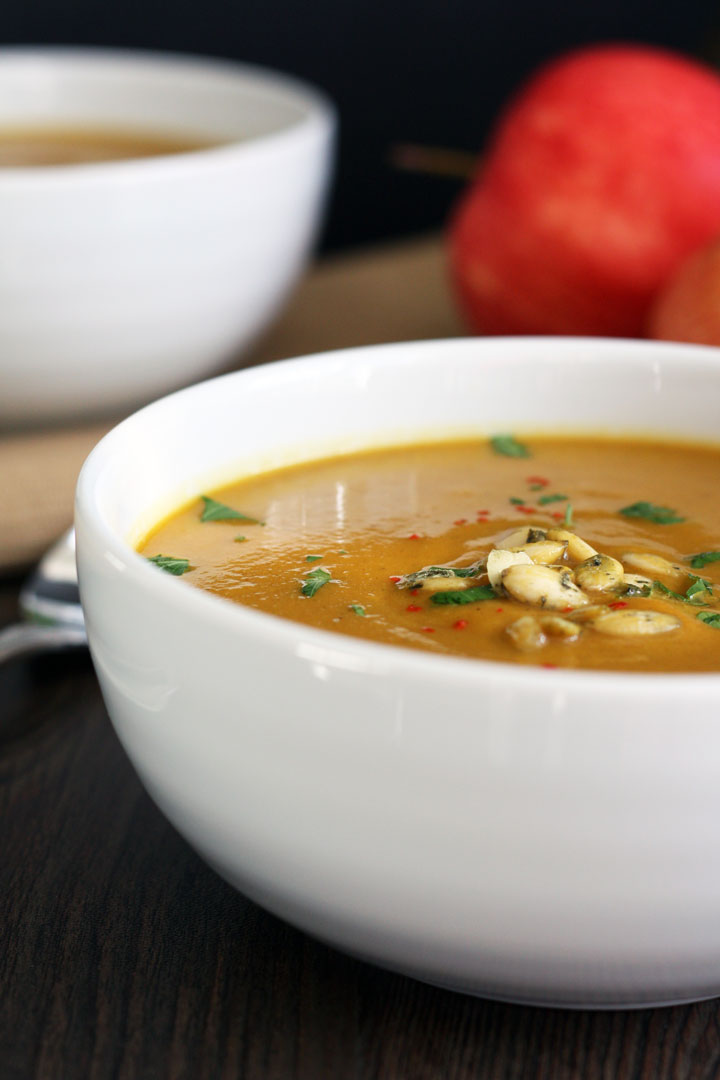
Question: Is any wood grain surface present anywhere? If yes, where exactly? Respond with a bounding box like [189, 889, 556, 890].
[3, 577, 720, 1080]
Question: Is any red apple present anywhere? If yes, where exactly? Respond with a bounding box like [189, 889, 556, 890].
[648, 235, 720, 345]
[449, 44, 720, 337]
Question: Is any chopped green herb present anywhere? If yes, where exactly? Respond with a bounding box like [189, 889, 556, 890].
[397, 561, 484, 589]
[147, 554, 190, 576]
[300, 567, 332, 597]
[686, 575, 713, 602]
[529, 483, 544, 492]
[619, 501, 685, 525]
[305, 554, 323, 563]
[338, 549, 349, 555]
[653, 580, 687, 602]
[563, 503, 574, 527]
[689, 551, 720, 569]
[490, 434, 530, 458]
[509, 497, 525, 506]
[349, 604, 366, 616]
[234, 535, 246, 543]
[431, 585, 495, 605]
[697, 611, 720, 628]
[538, 493, 568, 505]
[653, 577, 714, 605]
[200, 495, 264, 524]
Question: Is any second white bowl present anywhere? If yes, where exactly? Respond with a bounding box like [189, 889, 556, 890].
[0, 47, 335, 424]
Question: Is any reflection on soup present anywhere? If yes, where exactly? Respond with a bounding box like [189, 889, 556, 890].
[138, 435, 720, 673]
[0, 126, 219, 166]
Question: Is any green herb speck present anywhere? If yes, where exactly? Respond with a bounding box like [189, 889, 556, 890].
[689, 551, 720, 569]
[431, 585, 495, 605]
[619, 501, 685, 525]
[147, 554, 191, 576]
[200, 495, 264, 525]
[301, 567, 332, 597]
[490, 434, 531, 458]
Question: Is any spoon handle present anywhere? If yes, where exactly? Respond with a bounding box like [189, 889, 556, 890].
[0, 622, 87, 662]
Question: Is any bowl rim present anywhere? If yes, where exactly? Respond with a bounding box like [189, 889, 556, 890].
[75, 335, 720, 697]
[0, 45, 336, 185]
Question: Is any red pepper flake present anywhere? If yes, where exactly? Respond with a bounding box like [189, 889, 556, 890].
[495, 607, 504, 613]
[453, 618, 468, 630]
[406, 603, 423, 612]
[389, 575, 402, 583]
[563, 606, 574, 613]
[551, 511, 565, 520]
[476, 509, 489, 516]
[527, 475, 549, 487]
[609, 601, 628, 609]
[408, 533, 421, 540]
[420, 626, 435, 633]
[453, 518, 468, 526]
[542, 662, 558, 669]
[410, 588, 420, 596]
[517, 505, 535, 515]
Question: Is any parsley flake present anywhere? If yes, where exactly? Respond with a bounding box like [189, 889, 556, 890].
[697, 611, 720, 629]
[619, 501, 685, 525]
[490, 434, 531, 458]
[200, 495, 264, 525]
[509, 497, 525, 506]
[538, 493, 568, 505]
[301, 567, 332, 597]
[689, 551, 720, 569]
[147, 554, 190, 576]
[431, 585, 495, 605]
[349, 604, 366, 616]
[305, 554, 323, 563]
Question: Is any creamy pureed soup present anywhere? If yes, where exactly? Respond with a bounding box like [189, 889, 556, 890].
[138, 435, 720, 673]
[0, 126, 218, 166]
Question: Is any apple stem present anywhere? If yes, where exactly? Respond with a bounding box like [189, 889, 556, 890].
[389, 143, 478, 179]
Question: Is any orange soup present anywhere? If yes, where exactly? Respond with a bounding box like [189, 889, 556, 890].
[138, 435, 720, 673]
[0, 125, 218, 166]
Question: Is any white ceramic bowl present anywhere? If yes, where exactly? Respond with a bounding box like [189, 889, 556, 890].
[75, 337, 720, 1009]
[0, 47, 334, 425]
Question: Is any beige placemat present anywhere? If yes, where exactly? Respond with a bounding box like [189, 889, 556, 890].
[0, 234, 463, 572]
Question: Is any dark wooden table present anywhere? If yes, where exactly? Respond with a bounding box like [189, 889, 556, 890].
[2, 575, 720, 1080]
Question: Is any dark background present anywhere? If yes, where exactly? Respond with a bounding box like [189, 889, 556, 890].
[4, 1, 720, 250]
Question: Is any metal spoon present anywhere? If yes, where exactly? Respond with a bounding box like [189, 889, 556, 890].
[0, 529, 87, 662]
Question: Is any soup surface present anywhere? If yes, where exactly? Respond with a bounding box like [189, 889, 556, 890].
[0, 125, 218, 166]
[139, 436, 720, 673]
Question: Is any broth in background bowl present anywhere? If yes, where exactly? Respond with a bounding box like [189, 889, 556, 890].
[76, 337, 720, 1009]
[0, 124, 220, 166]
[0, 47, 335, 425]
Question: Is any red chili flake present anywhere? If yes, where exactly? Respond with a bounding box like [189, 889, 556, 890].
[495, 607, 504, 613]
[527, 475, 549, 486]
[609, 601, 628, 609]
[408, 533, 421, 540]
[420, 626, 435, 633]
[542, 663, 558, 669]
[517, 505, 535, 515]
[406, 603, 423, 612]
[453, 518, 468, 526]
[389, 575, 402, 583]
[551, 511, 564, 520]
[476, 509, 489, 515]
[410, 588, 420, 596]
[453, 619, 468, 630]
[563, 606, 574, 613]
